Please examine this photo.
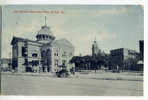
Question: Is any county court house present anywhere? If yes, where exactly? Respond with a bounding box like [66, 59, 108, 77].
[11, 18, 75, 73]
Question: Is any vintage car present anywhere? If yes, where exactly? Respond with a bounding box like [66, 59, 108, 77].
[56, 69, 69, 78]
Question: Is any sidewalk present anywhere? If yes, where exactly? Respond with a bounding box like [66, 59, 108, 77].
[1, 72, 55, 77]
[1, 71, 143, 81]
[74, 71, 143, 81]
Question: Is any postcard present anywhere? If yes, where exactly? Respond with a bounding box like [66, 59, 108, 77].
[0, 5, 144, 96]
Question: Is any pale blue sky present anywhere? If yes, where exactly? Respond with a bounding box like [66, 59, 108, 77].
[1, 5, 143, 58]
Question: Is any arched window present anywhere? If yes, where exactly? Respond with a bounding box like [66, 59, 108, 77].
[39, 35, 41, 39]
[46, 49, 50, 56]
[43, 35, 45, 39]
[46, 35, 48, 40]
[40, 35, 43, 40]
[36, 35, 38, 39]
[41, 50, 46, 58]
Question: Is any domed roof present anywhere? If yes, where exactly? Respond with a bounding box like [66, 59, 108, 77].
[37, 25, 54, 37]
[36, 16, 55, 43]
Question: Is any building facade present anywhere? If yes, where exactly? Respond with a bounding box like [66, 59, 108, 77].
[139, 40, 144, 61]
[11, 19, 74, 73]
[110, 48, 138, 69]
[0, 58, 11, 72]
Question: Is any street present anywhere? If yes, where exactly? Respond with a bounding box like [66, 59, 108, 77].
[1, 73, 143, 96]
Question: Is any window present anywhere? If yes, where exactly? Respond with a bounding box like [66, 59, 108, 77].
[55, 59, 58, 66]
[22, 47, 27, 57]
[32, 60, 39, 66]
[62, 52, 66, 57]
[69, 53, 72, 57]
[54, 53, 57, 56]
[43, 35, 45, 39]
[54, 52, 58, 56]
[32, 53, 38, 57]
[41, 51, 45, 58]
[62, 60, 66, 66]
[23, 59, 28, 65]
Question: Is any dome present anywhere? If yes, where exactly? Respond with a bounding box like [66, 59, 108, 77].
[36, 25, 55, 43]
[37, 25, 54, 36]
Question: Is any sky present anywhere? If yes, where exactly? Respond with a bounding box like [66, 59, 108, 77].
[1, 5, 144, 58]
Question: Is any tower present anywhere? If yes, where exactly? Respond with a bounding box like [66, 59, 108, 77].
[92, 37, 99, 57]
[36, 16, 55, 43]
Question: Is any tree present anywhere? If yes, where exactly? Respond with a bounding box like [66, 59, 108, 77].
[70, 56, 83, 71]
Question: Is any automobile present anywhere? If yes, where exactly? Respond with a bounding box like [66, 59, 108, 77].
[112, 69, 120, 73]
[56, 69, 69, 78]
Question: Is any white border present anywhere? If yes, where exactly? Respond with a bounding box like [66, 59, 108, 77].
[0, 96, 145, 100]
[144, 1, 147, 100]
[0, 0, 144, 5]
[0, 0, 146, 100]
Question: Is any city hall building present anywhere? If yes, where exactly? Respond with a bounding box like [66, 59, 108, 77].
[11, 19, 74, 73]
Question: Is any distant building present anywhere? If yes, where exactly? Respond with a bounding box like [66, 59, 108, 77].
[110, 48, 138, 68]
[0, 58, 11, 72]
[11, 17, 74, 73]
[92, 38, 101, 57]
[139, 40, 144, 61]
